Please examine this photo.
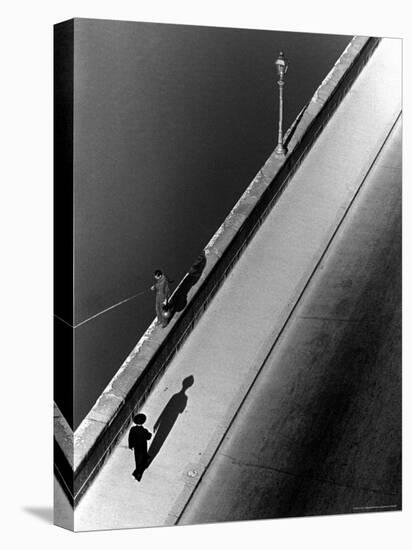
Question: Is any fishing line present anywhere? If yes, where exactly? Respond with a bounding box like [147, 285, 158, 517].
[54, 287, 152, 329]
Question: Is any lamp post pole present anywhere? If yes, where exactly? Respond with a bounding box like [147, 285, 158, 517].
[275, 51, 288, 156]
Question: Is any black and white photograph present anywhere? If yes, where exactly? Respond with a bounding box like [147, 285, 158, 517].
[2, 1, 410, 548]
[53, 17, 402, 532]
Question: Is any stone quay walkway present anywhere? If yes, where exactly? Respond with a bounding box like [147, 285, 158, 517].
[180, 115, 402, 524]
[54, 38, 401, 531]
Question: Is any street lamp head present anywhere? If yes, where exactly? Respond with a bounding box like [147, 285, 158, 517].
[275, 51, 288, 79]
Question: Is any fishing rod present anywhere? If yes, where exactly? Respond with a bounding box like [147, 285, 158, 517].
[54, 272, 179, 329]
[54, 287, 152, 329]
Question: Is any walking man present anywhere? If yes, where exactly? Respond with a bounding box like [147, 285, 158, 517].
[151, 269, 171, 327]
[128, 413, 152, 482]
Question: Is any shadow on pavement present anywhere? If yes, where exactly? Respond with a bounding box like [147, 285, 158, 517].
[148, 375, 194, 463]
[169, 252, 206, 315]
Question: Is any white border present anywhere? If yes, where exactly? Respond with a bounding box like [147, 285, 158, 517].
[1, 1, 409, 549]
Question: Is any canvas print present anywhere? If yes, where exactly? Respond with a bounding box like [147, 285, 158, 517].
[53, 18, 402, 531]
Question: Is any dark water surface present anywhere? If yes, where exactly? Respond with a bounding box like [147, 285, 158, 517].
[58, 19, 351, 428]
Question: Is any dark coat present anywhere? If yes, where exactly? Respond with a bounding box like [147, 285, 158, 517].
[128, 425, 152, 451]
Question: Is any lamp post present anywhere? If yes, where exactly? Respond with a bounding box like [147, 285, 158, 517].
[275, 51, 288, 156]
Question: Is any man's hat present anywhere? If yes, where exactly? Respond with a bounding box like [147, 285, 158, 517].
[133, 413, 146, 425]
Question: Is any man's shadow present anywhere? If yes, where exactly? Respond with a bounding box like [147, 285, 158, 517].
[169, 252, 206, 315]
[148, 375, 194, 463]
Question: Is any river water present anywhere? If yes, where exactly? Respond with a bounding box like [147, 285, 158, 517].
[56, 19, 352, 428]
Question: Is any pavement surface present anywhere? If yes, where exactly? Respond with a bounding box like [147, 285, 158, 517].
[180, 116, 402, 524]
[54, 38, 402, 531]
